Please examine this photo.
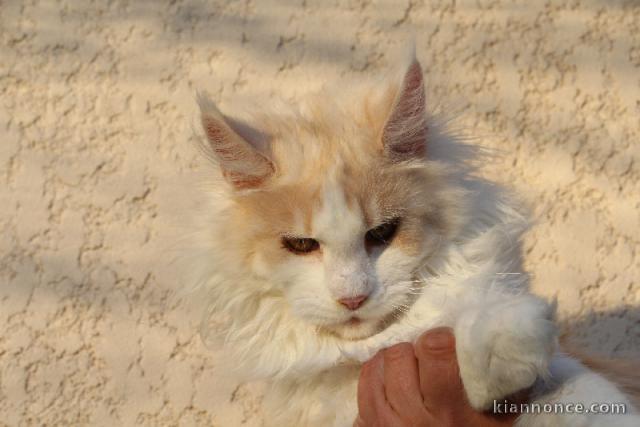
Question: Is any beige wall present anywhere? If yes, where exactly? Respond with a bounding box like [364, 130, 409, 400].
[1, 0, 638, 425]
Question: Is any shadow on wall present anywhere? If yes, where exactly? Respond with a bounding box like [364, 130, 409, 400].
[23, 0, 639, 78]
[561, 307, 640, 359]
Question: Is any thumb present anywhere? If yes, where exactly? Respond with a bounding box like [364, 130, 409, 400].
[415, 327, 465, 412]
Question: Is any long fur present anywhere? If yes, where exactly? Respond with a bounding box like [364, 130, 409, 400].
[181, 53, 639, 426]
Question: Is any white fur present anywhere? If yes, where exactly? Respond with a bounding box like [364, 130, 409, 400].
[186, 140, 636, 425]
[314, 179, 372, 301]
[516, 355, 640, 427]
[183, 65, 638, 425]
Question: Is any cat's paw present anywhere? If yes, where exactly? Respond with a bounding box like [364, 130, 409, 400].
[454, 295, 557, 410]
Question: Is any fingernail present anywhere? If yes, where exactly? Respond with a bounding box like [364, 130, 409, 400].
[422, 328, 455, 352]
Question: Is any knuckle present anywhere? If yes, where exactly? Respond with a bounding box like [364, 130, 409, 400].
[391, 375, 413, 395]
[383, 342, 413, 362]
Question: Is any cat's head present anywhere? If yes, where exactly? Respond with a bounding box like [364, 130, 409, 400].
[198, 56, 461, 340]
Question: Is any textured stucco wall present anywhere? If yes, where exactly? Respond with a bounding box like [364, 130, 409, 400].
[1, 0, 639, 425]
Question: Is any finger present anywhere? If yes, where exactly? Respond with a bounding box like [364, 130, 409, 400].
[358, 352, 405, 427]
[357, 352, 383, 423]
[382, 342, 428, 421]
[357, 352, 390, 424]
[415, 327, 465, 412]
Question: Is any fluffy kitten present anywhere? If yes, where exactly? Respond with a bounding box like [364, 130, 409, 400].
[187, 52, 639, 426]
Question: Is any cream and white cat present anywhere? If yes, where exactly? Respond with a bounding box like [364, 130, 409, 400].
[187, 52, 639, 426]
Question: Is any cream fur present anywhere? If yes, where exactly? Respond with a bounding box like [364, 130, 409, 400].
[183, 54, 639, 426]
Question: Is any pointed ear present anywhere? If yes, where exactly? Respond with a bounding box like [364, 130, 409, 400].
[381, 57, 427, 161]
[198, 94, 275, 189]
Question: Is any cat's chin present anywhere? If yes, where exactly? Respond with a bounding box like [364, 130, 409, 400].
[318, 317, 385, 341]
[316, 299, 414, 341]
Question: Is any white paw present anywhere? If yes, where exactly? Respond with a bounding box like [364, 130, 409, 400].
[455, 295, 557, 410]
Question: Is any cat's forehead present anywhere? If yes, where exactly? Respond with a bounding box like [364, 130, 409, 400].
[312, 177, 366, 244]
[286, 162, 411, 236]
[235, 158, 397, 233]
[263, 97, 382, 176]
[234, 95, 420, 236]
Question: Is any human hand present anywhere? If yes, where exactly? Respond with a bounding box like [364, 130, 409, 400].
[354, 327, 521, 426]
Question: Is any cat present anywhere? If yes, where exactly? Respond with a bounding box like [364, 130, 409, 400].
[186, 50, 639, 426]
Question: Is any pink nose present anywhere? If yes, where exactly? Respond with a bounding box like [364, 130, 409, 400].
[338, 295, 368, 311]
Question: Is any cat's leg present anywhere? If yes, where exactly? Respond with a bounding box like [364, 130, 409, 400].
[454, 294, 557, 410]
[515, 354, 639, 427]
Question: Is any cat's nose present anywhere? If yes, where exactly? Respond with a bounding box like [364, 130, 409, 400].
[338, 295, 368, 311]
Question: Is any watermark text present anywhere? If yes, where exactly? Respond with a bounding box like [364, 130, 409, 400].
[493, 400, 627, 415]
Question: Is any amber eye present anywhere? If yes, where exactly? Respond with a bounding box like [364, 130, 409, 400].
[365, 218, 400, 246]
[282, 236, 320, 254]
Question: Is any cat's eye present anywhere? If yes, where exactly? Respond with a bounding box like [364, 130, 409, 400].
[282, 236, 320, 254]
[365, 218, 400, 246]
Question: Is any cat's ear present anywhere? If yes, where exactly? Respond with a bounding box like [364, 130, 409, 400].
[381, 54, 427, 161]
[198, 94, 274, 189]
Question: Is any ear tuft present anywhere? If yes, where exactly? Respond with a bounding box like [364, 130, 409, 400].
[381, 56, 427, 161]
[197, 93, 274, 190]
